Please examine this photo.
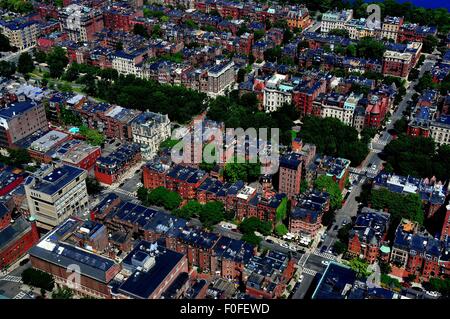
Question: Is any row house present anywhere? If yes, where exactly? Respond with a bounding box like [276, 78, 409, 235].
[90, 193, 256, 280]
[347, 208, 390, 264]
[289, 190, 330, 237]
[398, 24, 437, 43]
[391, 219, 443, 281]
[243, 250, 296, 299]
[381, 16, 404, 42]
[60, 4, 104, 42]
[75, 102, 141, 141]
[103, 4, 140, 32]
[286, 6, 312, 31]
[316, 156, 351, 191]
[94, 143, 141, 185]
[0, 18, 40, 50]
[374, 172, 447, 219]
[320, 9, 354, 34]
[292, 77, 327, 116]
[263, 74, 294, 113]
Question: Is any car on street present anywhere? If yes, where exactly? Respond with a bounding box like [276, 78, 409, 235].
[320, 246, 328, 254]
[298, 275, 304, 283]
[371, 164, 377, 170]
[321, 260, 330, 266]
[280, 243, 289, 249]
[425, 291, 441, 298]
[341, 219, 348, 226]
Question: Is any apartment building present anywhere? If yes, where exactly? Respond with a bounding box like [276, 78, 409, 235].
[381, 16, 404, 42]
[320, 9, 353, 34]
[24, 164, 88, 230]
[0, 100, 48, 148]
[382, 50, 413, 78]
[263, 74, 293, 113]
[430, 114, 450, 146]
[0, 19, 39, 50]
[60, 4, 104, 42]
[131, 112, 171, 160]
[206, 61, 235, 97]
[278, 152, 302, 199]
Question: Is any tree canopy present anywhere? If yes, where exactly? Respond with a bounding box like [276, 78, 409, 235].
[314, 175, 343, 210]
[299, 116, 368, 165]
[369, 188, 424, 226]
[17, 52, 34, 75]
[21, 268, 54, 291]
[139, 186, 182, 211]
[382, 135, 450, 181]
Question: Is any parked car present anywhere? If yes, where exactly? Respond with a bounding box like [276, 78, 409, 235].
[426, 291, 441, 298]
[298, 275, 304, 283]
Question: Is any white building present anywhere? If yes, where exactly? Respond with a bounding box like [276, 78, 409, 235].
[320, 9, 353, 34]
[263, 74, 293, 113]
[207, 60, 235, 97]
[131, 112, 171, 160]
[24, 164, 88, 230]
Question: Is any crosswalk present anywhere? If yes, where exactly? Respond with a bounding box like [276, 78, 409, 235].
[13, 291, 27, 299]
[313, 250, 336, 261]
[0, 275, 22, 283]
[302, 268, 317, 276]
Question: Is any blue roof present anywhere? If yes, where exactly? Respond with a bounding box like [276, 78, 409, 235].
[0, 100, 38, 119]
[28, 165, 85, 195]
[312, 262, 357, 299]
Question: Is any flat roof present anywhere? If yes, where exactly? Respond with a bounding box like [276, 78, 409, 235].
[118, 241, 184, 299]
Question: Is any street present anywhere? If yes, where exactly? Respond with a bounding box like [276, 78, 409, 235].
[319, 54, 436, 255]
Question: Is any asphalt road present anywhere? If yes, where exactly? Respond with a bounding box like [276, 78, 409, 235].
[291, 273, 315, 299]
[320, 55, 436, 253]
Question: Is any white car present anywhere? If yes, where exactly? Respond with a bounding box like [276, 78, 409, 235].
[371, 164, 377, 170]
[426, 291, 441, 298]
[298, 275, 304, 283]
[321, 260, 330, 266]
[280, 243, 289, 249]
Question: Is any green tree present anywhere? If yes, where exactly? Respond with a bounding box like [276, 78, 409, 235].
[173, 200, 202, 219]
[379, 261, 392, 275]
[355, 37, 386, 59]
[133, 24, 149, 38]
[299, 116, 368, 166]
[275, 197, 288, 222]
[47, 47, 69, 78]
[370, 188, 424, 225]
[137, 186, 149, 204]
[0, 60, 16, 78]
[275, 224, 288, 236]
[241, 232, 262, 245]
[224, 158, 261, 183]
[85, 177, 103, 195]
[328, 29, 349, 37]
[333, 240, 347, 255]
[0, 33, 11, 52]
[314, 175, 342, 210]
[348, 258, 371, 279]
[17, 52, 34, 75]
[52, 287, 74, 299]
[199, 201, 224, 228]
[79, 125, 104, 146]
[21, 268, 54, 291]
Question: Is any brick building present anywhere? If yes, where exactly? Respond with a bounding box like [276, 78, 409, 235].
[347, 208, 390, 264]
[94, 144, 141, 185]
